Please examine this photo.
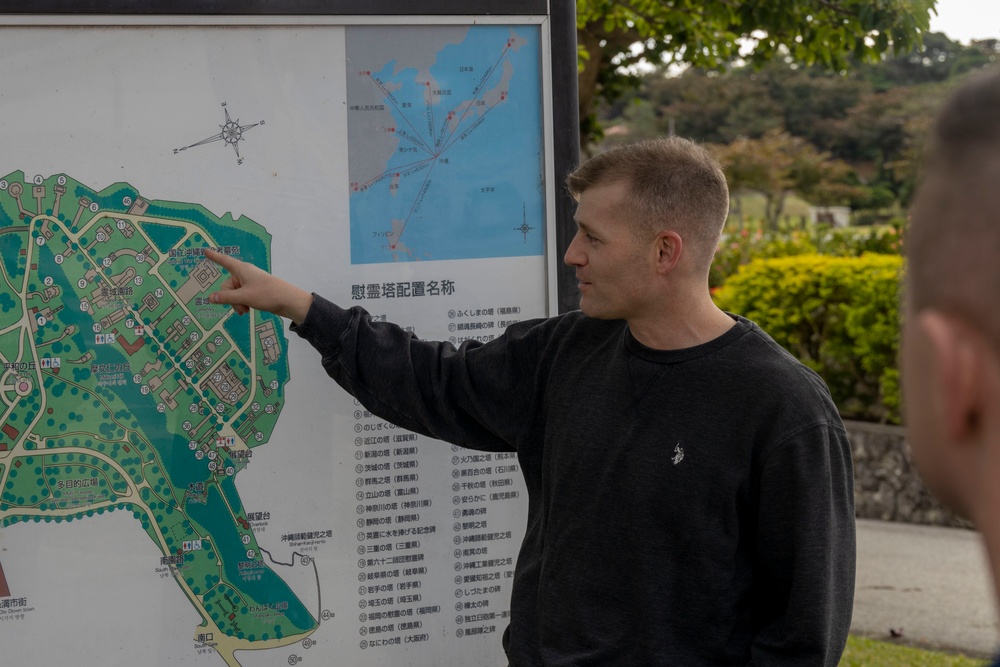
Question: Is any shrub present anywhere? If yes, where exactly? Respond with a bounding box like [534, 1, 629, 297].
[711, 227, 817, 288]
[710, 222, 902, 289]
[813, 223, 903, 257]
[713, 253, 903, 423]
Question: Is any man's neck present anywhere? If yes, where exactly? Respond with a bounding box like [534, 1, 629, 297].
[627, 293, 736, 351]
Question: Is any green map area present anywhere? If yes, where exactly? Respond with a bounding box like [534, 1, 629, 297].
[0, 172, 316, 663]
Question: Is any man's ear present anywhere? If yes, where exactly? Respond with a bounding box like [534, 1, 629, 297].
[919, 311, 986, 441]
[654, 230, 683, 275]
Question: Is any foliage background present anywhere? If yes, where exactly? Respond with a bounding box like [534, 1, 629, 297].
[577, 3, 998, 423]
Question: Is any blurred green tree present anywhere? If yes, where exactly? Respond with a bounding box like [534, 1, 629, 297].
[712, 130, 861, 228]
[576, 0, 936, 149]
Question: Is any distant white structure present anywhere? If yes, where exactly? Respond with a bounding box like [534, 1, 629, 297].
[809, 205, 852, 228]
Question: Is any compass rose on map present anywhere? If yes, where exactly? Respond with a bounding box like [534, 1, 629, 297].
[174, 101, 264, 165]
[515, 203, 534, 243]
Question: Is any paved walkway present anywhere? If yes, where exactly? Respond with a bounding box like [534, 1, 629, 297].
[853, 518, 1000, 658]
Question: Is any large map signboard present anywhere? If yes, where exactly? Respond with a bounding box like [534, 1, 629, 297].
[0, 7, 570, 667]
[0, 172, 311, 661]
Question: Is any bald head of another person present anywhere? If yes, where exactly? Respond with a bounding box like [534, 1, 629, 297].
[904, 66, 1000, 522]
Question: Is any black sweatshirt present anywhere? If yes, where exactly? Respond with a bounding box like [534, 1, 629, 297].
[292, 295, 856, 666]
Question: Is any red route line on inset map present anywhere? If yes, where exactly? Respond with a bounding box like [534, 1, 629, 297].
[389, 96, 509, 249]
[367, 74, 434, 155]
[359, 39, 516, 250]
[391, 158, 439, 249]
[438, 96, 507, 156]
[357, 156, 437, 191]
[425, 82, 436, 147]
[435, 42, 511, 149]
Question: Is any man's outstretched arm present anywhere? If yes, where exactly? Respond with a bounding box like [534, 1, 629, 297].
[205, 249, 314, 324]
[207, 249, 538, 451]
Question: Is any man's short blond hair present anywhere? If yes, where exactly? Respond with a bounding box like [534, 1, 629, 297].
[565, 137, 730, 272]
[908, 68, 1000, 346]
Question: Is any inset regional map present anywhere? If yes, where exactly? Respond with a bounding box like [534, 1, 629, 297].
[0, 172, 316, 665]
[347, 25, 545, 263]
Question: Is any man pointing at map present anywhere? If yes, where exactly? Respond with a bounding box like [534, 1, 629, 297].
[206, 137, 855, 665]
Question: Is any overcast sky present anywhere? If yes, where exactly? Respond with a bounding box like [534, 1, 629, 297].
[930, 0, 1000, 42]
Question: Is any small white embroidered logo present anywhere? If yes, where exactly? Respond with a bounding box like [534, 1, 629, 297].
[672, 443, 684, 465]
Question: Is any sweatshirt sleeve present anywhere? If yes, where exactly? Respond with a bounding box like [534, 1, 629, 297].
[749, 421, 856, 666]
[289, 294, 539, 452]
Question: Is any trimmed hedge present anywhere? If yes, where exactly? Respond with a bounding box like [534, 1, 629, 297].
[714, 253, 903, 424]
[711, 224, 903, 289]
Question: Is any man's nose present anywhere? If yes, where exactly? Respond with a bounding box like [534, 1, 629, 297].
[563, 231, 584, 267]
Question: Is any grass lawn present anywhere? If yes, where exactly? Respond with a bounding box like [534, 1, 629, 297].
[841, 635, 990, 666]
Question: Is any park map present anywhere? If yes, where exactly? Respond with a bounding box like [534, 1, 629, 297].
[0, 171, 316, 665]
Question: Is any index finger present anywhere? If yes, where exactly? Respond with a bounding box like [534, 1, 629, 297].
[204, 248, 240, 272]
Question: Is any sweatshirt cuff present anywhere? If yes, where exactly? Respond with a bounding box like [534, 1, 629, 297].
[289, 293, 354, 356]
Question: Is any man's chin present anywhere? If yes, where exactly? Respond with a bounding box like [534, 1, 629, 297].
[578, 301, 615, 320]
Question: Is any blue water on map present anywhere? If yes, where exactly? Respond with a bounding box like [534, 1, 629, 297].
[350, 25, 545, 264]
